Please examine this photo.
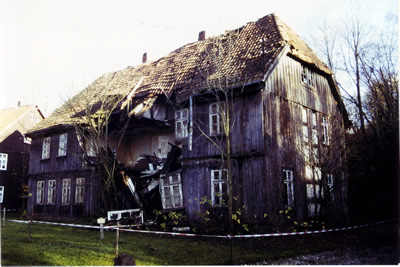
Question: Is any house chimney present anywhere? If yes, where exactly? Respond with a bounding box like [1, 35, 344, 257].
[198, 31, 205, 41]
[142, 52, 147, 63]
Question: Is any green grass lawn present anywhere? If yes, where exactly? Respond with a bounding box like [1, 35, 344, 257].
[2, 217, 397, 265]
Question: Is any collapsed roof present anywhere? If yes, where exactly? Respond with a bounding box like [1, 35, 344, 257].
[27, 13, 345, 136]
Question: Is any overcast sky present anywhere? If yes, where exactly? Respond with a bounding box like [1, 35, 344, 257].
[0, 0, 396, 116]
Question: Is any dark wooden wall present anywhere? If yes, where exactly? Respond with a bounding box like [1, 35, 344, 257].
[181, 53, 347, 224]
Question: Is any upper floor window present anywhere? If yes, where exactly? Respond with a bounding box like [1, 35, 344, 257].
[36, 180, 44, 204]
[85, 138, 96, 157]
[282, 169, 295, 207]
[160, 172, 183, 209]
[62, 178, 71, 205]
[47, 180, 56, 205]
[211, 169, 228, 207]
[327, 174, 334, 202]
[0, 153, 8, 170]
[209, 102, 225, 136]
[75, 178, 85, 204]
[301, 65, 315, 87]
[58, 133, 68, 157]
[175, 109, 188, 140]
[42, 137, 51, 159]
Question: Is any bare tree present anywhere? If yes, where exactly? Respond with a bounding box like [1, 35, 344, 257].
[64, 73, 127, 213]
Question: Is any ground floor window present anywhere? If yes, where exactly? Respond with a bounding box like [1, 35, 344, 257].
[282, 169, 294, 207]
[62, 178, 71, 205]
[160, 172, 183, 209]
[37, 180, 44, 204]
[211, 169, 228, 207]
[47, 180, 56, 204]
[75, 178, 85, 204]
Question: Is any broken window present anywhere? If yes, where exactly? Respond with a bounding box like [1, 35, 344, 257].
[42, 137, 51, 159]
[160, 172, 183, 209]
[175, 109, 188, 140]
[282, 169, 294, 207]
[0, 153, 7, 170]
[36, 180, 44, 204]
[75, 178, 85, 204]
[211, 169, 228, 206]
[58, 133, 68, 157]
[322, 116, 329, 145]
[209, 102, 225, 136]
[47, 180, 56, 205]
[62, 178, 71, 205]
[301, 65, 315, 87]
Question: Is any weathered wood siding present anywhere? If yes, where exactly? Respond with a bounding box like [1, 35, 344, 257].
[28, 129, 86, 175]
[27, 129, 98, 217]
[182, 53, 347, 223]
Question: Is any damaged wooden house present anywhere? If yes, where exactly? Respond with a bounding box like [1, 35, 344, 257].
[26, 13, 349, 227]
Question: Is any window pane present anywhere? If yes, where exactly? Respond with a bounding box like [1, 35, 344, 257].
[163, 186, 171, 197]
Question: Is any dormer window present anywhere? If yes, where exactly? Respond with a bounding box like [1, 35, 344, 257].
[301, 65, 315, 87]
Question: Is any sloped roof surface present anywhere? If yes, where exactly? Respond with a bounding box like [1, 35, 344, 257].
[0, 105, 34, 132]
[27, 13, 333, 135]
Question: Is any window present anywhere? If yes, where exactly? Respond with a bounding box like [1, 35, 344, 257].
[58, 133, 68, 157]
[42, 137, 51, 159]
[47, 180, 56, 205]
[209, 102, 225, 136]
[62, 178, 71, 205]
[75, 178, 85, 204]
[302, 125, 309, 143]
[36, 181, 44, 204]
[211, 169, 228, 206]
[302, 107, 308, 123]
[312, 128, 318, 144]
[282, 169, 295, 207]
[0, 153, 8, 170]
[85, 139, 96, 157]
[160, 172, 183, 209]
[175, 109, 188, 140]
[301, 65, 315, 87]
[322, 117, 329, 145]
[312, 111, 317, 128]
[327, 174, 334, 202]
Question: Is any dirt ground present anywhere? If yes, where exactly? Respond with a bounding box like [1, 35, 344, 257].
[256, 220, 399, 265]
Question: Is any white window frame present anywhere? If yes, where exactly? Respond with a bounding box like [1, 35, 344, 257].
[209, 102, 225, 136]
[211, 169, 228, 207]
[75, 178, 85, 204]
[36, 180, 44, 204]
[282, 169, 295, 207]
[322, 117, 330, 145]
[175, 109, 189, 140]
[42, 137, 51, 159]
[47, 180, 56, 205]
[62, 178, 71, 205]
[160, 172, 183, 209]
[58, 133, 68, 157]
[0, 153, 8, 170]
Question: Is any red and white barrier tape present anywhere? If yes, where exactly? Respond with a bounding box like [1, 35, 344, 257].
[7, 218, 397, 239]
